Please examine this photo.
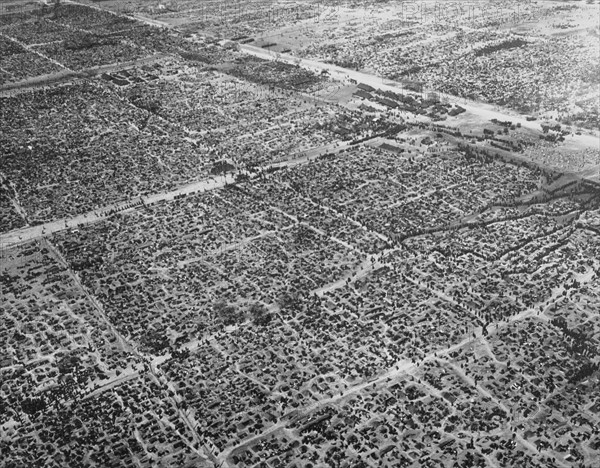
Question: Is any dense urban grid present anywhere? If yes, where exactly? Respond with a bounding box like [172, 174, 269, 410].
[1, 1, 599, 467]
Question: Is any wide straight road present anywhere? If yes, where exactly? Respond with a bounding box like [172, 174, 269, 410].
[239, 43, 600, 153]
[0, 139, 356, 249]
[0, 175, 234, 249]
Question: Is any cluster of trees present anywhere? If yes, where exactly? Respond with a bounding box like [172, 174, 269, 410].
[491, 118, 520, 130]
[210, 160, 236, 176]
[57, 354, 80, 374]
[568, 362, 599, 384]
[212, 300, 272, 327]
[140, 329, 170, 353]
[447, 105, 466, 117]
[21, 396, 46, 415]
[72, 255, 102, 271]
[179, 51, 213, 65]
[474, 38, 528, 57]
[551, 317, 597, 358]
[249, 303, 272, 326]
[277, 290, 301, 310]
[64, 32, 119, 51]
[129, 94, 161, 114]
[541, 123, 562, 133]
[171, 348, 190, 360]
[213, 300, 242, 327]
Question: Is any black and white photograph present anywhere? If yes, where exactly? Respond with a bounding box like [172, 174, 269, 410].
[1, 1, 599, 467]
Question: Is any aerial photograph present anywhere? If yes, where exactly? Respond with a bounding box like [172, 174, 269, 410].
[0, 0, 599, 467]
